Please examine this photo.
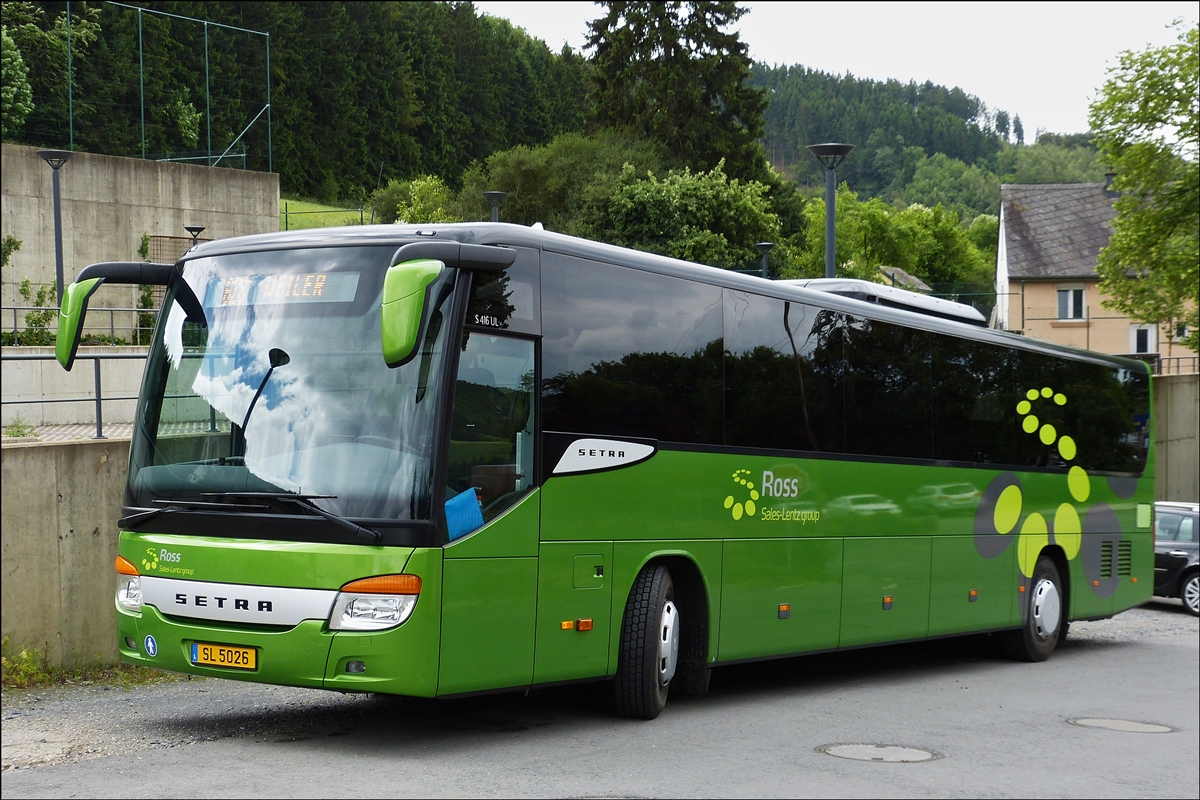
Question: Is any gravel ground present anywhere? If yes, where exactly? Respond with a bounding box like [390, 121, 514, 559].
[3, 598, 1196, 774]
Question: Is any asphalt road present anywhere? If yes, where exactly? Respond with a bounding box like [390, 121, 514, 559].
[3, 600, 1197, 799]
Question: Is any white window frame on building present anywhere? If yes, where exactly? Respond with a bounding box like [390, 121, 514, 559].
[1057, 285, 1086, 320]
[1130, 323, 1157, 354]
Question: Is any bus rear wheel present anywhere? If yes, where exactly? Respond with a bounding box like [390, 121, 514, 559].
[1002, 555, 1064, 662]
[614, 564, 679, 719]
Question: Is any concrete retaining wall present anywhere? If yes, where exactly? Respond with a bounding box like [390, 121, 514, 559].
[1155, 373, 1200, 502]
[1, 143, 278, 328]
[2, 346, 147, 427]
[1, 437, 129, 667]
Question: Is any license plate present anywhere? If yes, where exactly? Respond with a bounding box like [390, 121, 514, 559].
[191, 642, 257, 670]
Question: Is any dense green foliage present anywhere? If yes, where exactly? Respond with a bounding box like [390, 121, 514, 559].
[1, 23, 32, 136]
[587, 1, 767, 182]
[0, 1, 589, 197]
[1090, 22, 1198, 352]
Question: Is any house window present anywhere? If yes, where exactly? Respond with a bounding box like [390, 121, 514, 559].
[1131, 324, 1156, 354]
[1057, 287, 1085, 320]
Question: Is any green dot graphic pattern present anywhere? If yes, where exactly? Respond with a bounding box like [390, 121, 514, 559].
[999, 386, 1108, 578]
[724, 469, 760, 520]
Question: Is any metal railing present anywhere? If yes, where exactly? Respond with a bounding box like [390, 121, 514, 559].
[1, 351, 146, 439]
[4, 306, 160, 344]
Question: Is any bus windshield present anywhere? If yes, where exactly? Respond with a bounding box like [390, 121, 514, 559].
[128, 245, 457, 523]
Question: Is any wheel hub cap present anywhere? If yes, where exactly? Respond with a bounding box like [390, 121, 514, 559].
[1032, 578, 1060, 639]
[659, 600, 680, 684]
[1185, 576, 1199, 613]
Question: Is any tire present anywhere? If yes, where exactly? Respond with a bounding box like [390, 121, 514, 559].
[1181, 572, 1200, 617]
[614, 564, 679, 719]
[1001, 555, 1064, 662]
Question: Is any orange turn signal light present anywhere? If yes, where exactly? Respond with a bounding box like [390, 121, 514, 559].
[577, 619, 593, 632]
[1092, 580, 1100, 587]
[561, 620, 574, 630]
[341, 574, 421, 595]
[1018, 585, 1026, 593]
[1131, 577, 1138, 583]
[115, 555, 139, 575]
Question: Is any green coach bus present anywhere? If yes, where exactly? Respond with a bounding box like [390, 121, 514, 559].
[55, 223, 1153, 719]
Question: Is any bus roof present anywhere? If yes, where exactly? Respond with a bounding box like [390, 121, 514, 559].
[184, 223, 1149, 375]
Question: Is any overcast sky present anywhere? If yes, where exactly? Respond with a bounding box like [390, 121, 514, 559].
[474, 1, 1196, 136]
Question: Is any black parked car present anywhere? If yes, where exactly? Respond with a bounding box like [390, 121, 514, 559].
[1154, 501, 1199, 616]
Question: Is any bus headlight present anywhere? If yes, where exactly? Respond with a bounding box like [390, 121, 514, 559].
[329, 574, 421, 631]
[116, 575, 142, 612]
[115, 555, 142, 613]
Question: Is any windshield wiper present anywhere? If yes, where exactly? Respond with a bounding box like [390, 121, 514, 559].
[215, 492, 383, 543]
[119, 498, 270, 528]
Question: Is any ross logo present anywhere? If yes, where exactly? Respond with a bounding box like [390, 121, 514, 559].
[141, 547, 159, 571]
[143, 634, 157, 657]
[141, 548, 182, 571]
[724, 469, 759, 520]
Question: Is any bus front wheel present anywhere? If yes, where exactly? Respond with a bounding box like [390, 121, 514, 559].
[1001, 555, 1064, 662]
[614, 564, 679, 719]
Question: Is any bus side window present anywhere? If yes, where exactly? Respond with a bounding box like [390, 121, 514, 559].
[446, 332, 536, 538]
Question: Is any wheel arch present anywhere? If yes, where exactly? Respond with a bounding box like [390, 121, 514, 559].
[619, 551, 715, 671]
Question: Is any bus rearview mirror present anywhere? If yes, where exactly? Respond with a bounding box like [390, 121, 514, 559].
[55, 261, 176, 371]
[55, 278, 104, 370]
[381, 259, 444, 368]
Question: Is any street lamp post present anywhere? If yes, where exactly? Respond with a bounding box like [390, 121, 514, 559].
[184, 225, 207, 249]
[483, 191, 508, 223]
[38, 150, 73, 302]
[754, 242, 774, 279]
[805, 143, 854, 279]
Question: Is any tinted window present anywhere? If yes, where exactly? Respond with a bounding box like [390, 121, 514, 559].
[1016, 351, 1147, 473]
[541, 255, 723, 443]
[724, 291, 844, 453]
[932, 336, 1015, 464]
[465, 247, 540, 334]
[843, 316, 931, 459]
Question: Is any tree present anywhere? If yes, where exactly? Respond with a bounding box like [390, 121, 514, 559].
[606, 160, 781, 267]
[1, 24, 32, 137]
[587, 1, 768, 181]
[453, 130, 669, 235]
[372, 175, 460, 224]
[1089, 22, 1198, 352]
[995, 110, 1010, 140]
[1012, 114, 1024, 145]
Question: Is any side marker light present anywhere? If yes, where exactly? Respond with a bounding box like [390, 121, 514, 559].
[577, 619, 593, 632]
[1093, 580, 1100, 587]
[1131, 577, 1137, 583]
[1019, 585, 1026, 593]
[561, 620, 574, 630]
[882, 596, 893, 610]
[969, 590, 978, 602]
[778, 603, 791, 619]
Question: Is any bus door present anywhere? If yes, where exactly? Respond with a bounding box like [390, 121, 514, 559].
[438, 331, 539, 695]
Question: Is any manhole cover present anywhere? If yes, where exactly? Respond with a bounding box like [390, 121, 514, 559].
[818, 743, 938, 762]
[1068, 718, 1173, 733]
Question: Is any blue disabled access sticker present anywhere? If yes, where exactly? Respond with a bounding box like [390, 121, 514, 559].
[144, 635, 157, 657]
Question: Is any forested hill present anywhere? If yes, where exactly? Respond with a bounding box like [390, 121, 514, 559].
[754, 64, 1003, 194]
[750, 63, 1104, 219]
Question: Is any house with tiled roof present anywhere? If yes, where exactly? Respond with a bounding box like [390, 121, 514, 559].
[994, 181, 1191, 363]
